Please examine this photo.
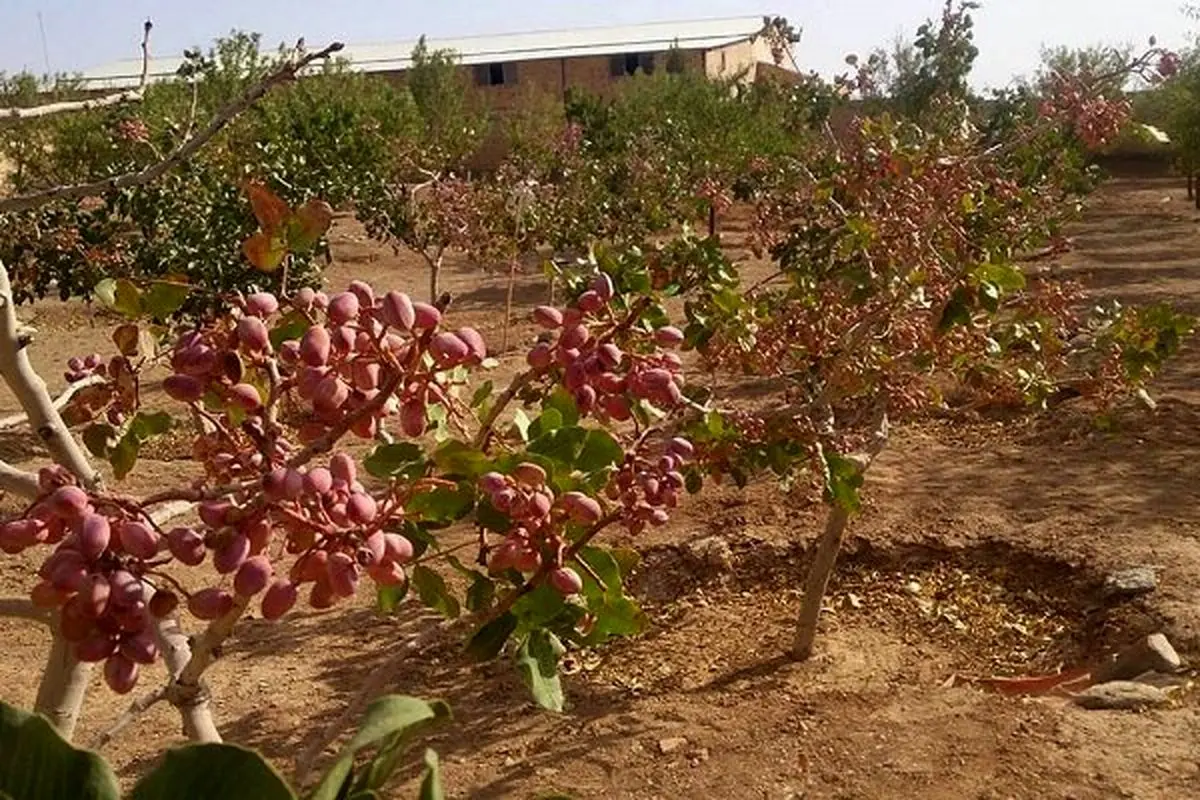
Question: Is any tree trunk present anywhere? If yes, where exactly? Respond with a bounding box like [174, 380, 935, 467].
[1188, 171, 1194, 201]
[153, 614, 222, 742]
[503, 260, 517, 353]
[792, 504, 852, 660]
[428, 254, 442, 304]
[33, 633, 92, 740]
[708, 202, 718, 238]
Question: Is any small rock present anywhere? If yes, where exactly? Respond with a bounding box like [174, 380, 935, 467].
[1073, 681, 1169, 710]
[1091, 633, 1182, 683]
[684, 536, 734, 572]
[658, 736, 689, 754]
[904, 581, 922, 595]
[1102, 567, 1157, 599]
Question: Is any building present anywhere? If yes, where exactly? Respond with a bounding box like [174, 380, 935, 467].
[77, 15, 795, 110]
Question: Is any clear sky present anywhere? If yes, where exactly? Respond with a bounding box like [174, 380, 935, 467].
[0, 1, 1192, 90]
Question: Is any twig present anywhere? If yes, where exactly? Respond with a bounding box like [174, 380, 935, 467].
[0, 373, 105, 429]
[92, 686, 167, 749]
[0, 20, 153, 124]
[473, 369, 535, 450]
[0, 597, 51, 624]
[0, 41, 345, 215]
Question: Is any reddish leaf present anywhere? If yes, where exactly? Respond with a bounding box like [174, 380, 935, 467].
[975, 668, 1092, 696]
[286, 199, 334, 253]
[245, 182, 291, 233]
[242, 232, 288, 272]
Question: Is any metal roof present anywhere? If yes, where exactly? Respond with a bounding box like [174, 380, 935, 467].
[78, 15, 773, 90]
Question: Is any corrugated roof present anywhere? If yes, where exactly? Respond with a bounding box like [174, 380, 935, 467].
[78, 15, 773, 90]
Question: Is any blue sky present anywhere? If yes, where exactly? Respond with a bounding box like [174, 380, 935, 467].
[0, 1, 1191, 90]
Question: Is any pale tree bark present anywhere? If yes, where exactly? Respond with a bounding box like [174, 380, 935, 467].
[793, 398, 890, 660]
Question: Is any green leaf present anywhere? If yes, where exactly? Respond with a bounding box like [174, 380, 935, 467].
[376, 582, 408, 615]
[978, 281, 1000, 313]
[527, 408, 562, 441]
[512, 584, 570, 629]
[112, 324, 140, 357]
[822, 450, 863, 513]
[465, 572, 495, 613]
[465, 612, 517, 661]
[0, 699, 121, 800]
[975, 261, 1026, 292]
[527, 426, 587, 466]
[82, 423, 116, 459]
[142, 282, 190, 320]
[684, 468, 703, 494]
[113, 279, 143, 318]
[543, 387, 579, 426]
[418, 749, 444, 800]
[470, 380, 494, 409]
[93, 279, 117, 309]
[109, 435, 139, 481]
[310, 696, 450, 800]
[576, 429, 623, 473]
[406, 484, 474, 526]
[410, 565, 460, 619]
[128, 411, 173, 442]
[475, 497, 512, 533]
[431, 441, 491, 479]
[130, 743, 293, 800]
[364, 443, 426, 480]
[511, 409, 532, 442]
[516, 630, 565, 712]
[286, 199, 334, 253]
[938, 287, 972, 332]
[269, 311, 311, 350]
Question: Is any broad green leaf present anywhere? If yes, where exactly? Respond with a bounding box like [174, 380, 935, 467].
[82, 423, 116, 459]
[418, 749, 444, 800]
[822, 451, 863, 513]
[610, 547, 641, 576]
[512, 584, 570, 630]
[109, 435, 139, 481]
[286, 199, 334, 252]
[128, 411, 172, 441]
[465, 611, 517, 661]
[527, 408, 562, 441]
[364, 443, 426, 480]
[405, 484, 474, 526]
[511, 408, 532, 442]
[310, 696, 450, 800]
[113, 279, 143, 318]
[938, 287, 972, 332]
[684, 468, 703, 494]
[975, 261, 1026, 292]
[130, 743, 293, 800]
[585, 595, 646, 643]
[269, 311, 310, 350]
[466, 572, 496, 613]
[516, 630, 565, 712]
[410, 565, 460, 619]
[543, 387, 579, 426]
[576, 430, 623, 473]
[527, 426, 587, 466]
[376, 583, 408, 615]
[142, 282, 190, 320]
[431, 441, 491, 479]
[93, 279, 117, 309]
[242, 231, 288, 272]
[470, 380, 493, 409]
[475, 497, 512, 534]
[978, 281, 1000, 313]
[0, 700, 120, 800]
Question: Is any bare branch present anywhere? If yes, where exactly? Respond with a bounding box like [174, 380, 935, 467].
[92, 686, 167, 749]
[0, 20, 153, 124]
[0, 373, 105, 430]
[0, 597, 51, 624]
[0, 459, 39, 498]
[0, 40, 345, 215]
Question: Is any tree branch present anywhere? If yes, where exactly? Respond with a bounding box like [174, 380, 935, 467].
[0, 259, 101, 489]
[0, 597, 51, 624]
[0, 373, 105, 429]
[0, 459, 39, 498]
[0, 40, 345, 215]
[0, 20, 153, 124]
